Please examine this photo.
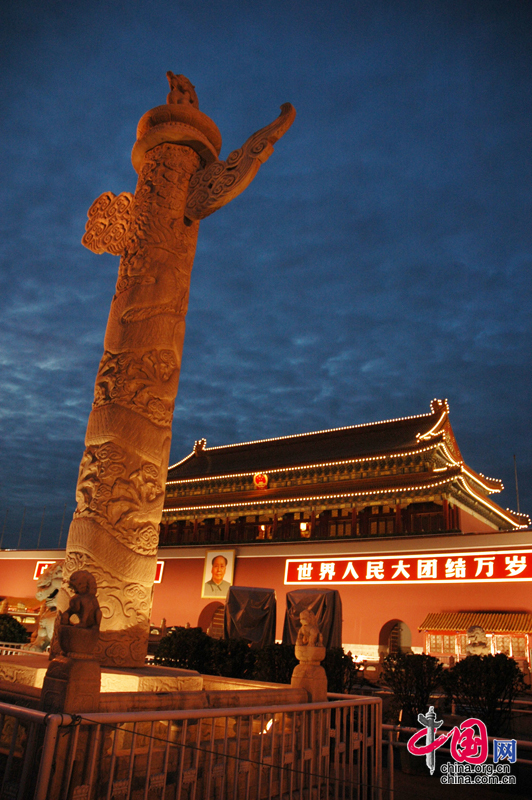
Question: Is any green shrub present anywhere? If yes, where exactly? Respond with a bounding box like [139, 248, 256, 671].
[153, 626, 214, 672]
[443, 653, 525, 735]
[252, 644, 298, 684]
[0, 614, 30, 644]
[252, 644, 361, 692]
[323, 648, 362, 694]
[154, 628, 363, 694]
[382, 652, 443, 726]
[154, 627, 255, 678]
[210, 637, 256, 680]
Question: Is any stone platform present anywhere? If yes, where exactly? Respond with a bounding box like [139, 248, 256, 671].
[0, 653, 202, 693]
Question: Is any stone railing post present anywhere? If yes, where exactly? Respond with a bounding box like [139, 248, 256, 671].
[291, 609, 328, 702]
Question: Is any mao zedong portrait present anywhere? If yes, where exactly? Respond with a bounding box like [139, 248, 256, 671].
[203, 555, 231, 597]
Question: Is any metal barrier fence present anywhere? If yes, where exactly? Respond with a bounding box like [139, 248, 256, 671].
[0, 702, 63, 800]
[0, 642, 40, 657]
[0, 695, 382, 800]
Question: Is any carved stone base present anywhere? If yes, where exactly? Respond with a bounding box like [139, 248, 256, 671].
[0, 655, 202, 694]
[40, 654, 101, 714]
[291, 644, 328, 702]
[291, 663, 328, 703]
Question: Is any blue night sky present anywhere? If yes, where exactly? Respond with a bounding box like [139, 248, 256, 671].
[0, 0, 530, 548]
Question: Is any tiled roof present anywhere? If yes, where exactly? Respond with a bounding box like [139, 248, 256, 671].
[419, 611, 532, 633]
[168, 401, 450, 481]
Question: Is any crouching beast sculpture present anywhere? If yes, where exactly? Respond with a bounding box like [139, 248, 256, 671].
[24, 562, 63, 651]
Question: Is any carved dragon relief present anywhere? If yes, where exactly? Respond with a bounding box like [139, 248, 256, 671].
[63, 550, 153, 624]
[61, 550, 152, 665]
[84, 144, 199, 275]
[185, 103, 296, 221]
[74, 442, 164, 556]
[93, 348, 178, 427]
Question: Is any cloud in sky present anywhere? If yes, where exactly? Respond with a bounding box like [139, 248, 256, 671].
[0, 0, 530, 547]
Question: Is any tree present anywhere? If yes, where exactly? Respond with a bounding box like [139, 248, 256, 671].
[210, 637, 256, 680]
[252, 643, 297, 684]
[154, 626, 214, 672]
[0, 614, 30, 644]
[443, 653, 525, 735]
[382, 652, 443, 726]
[323, 648, 362, 694]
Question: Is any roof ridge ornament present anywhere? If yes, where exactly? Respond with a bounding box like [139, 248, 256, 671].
[430, 398, 449, 416]
[194, 438, 207, 456]
[416, 398, 449, 443]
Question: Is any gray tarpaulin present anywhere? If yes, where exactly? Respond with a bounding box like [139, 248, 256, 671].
[224, 586, 276, 649]
[282, 589, 342, 649]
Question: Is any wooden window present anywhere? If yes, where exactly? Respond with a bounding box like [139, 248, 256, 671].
[328, 521, 352, 538]
[429, 633, 456, 654]
[443, 634, 456, 654]
[495, 635, 511, 655]
[511, 637, 526, 658]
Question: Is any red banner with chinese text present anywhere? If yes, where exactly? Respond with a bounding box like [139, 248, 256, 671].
[284, 549, 532, 585]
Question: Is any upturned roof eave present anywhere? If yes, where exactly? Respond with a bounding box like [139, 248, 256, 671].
[456, 473, 530, 529]
[461, 463, 504, 493]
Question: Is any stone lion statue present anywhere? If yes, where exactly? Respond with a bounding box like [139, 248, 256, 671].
[166, 72, 199, 108]
[296, 608, 324, 647]
[61, 571, 102, 630]
[466, 625, 490, 656]
[24, 561, 63, 651]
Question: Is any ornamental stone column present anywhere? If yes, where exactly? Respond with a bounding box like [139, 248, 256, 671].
[57, 74, 295, 667]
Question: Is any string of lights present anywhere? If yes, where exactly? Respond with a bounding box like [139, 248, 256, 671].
[167, 399, 448, 471]
[166, 442, 439, 486]
[164, 475, 458, 514]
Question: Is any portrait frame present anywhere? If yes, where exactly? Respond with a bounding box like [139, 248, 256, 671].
[201, 549, 236, 599]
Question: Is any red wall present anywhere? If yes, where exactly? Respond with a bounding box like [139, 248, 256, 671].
[151, 558, 205, 627]
[459, 507, 499, 534]
[4, 549, 530, 656]
[152, 553, 532, 651]
[0, 559, 41, 600]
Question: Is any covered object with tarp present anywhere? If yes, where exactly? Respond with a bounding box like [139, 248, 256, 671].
[283, 588, 342, 649]
[224, 586, 276, 649]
